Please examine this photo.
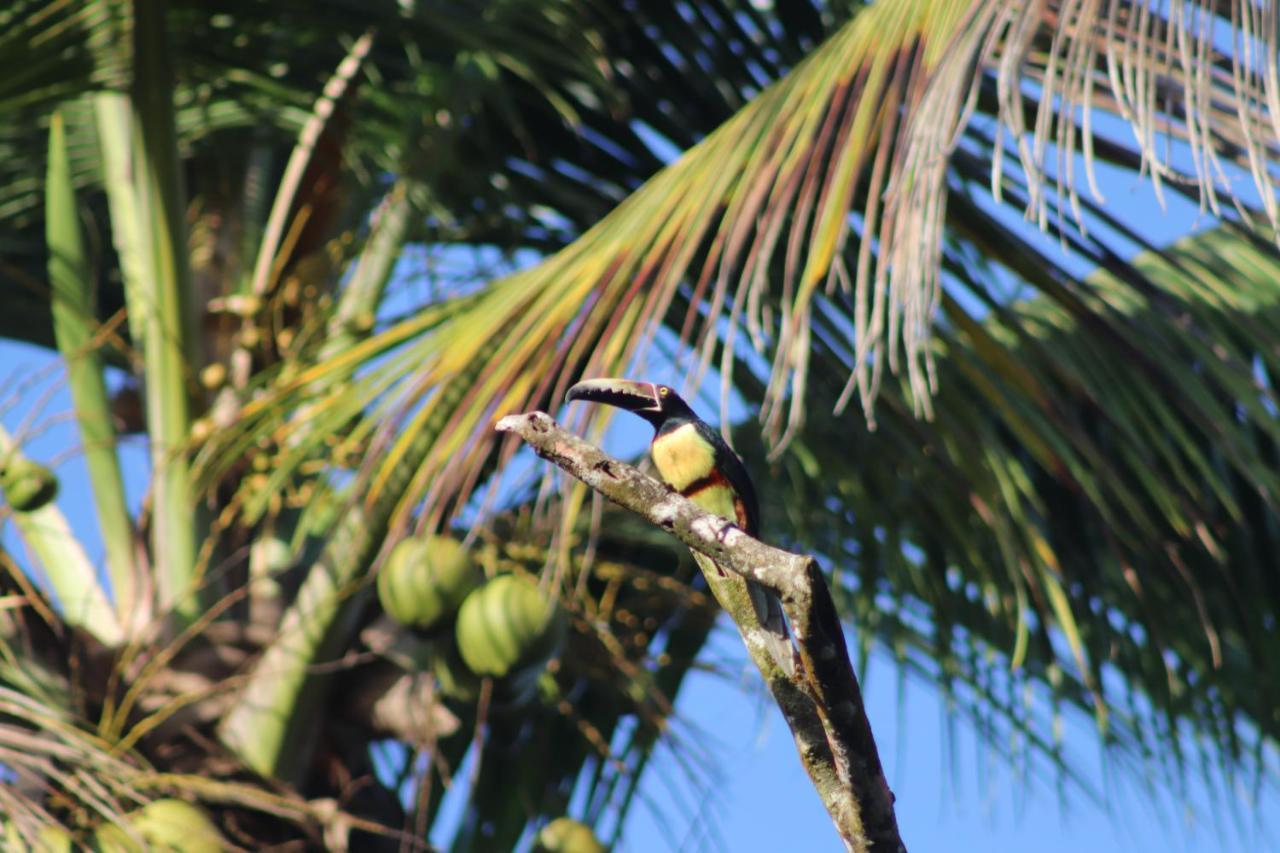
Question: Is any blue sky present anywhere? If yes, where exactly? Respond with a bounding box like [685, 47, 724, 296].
[621, 622, 1276, 852]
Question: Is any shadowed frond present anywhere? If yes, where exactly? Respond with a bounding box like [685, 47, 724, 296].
[0, 0, 129, 113]
[763, 221, 1280, 796]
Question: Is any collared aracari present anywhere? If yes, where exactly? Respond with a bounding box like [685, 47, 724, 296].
[566, 378, 794, 674]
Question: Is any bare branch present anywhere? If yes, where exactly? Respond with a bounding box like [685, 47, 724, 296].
[495, 411, 905, 853]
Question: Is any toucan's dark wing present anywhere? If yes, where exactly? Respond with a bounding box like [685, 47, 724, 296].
[692, 419, 760, 536]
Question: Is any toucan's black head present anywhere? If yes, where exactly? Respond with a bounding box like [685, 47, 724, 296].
[565, 378, 695, 429]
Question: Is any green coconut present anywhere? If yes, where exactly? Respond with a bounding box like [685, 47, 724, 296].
[92, 799, 223, 852]
[535, 817, 606, 853]
[90, 822, 132, 852]
[34, 825, 74, 853]
[0, 456, 58, 512]
[455, 574, 564, 678]
[378, 535, 480, 631]
[0, 820, 74, 852]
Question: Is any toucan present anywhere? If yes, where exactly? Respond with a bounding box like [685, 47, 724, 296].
[566, 378, 793, 673]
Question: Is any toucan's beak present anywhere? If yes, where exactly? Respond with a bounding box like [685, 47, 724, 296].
[565, 378, 661, 414]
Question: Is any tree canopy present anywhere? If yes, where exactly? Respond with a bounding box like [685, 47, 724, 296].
[1, 0, 1278, 849]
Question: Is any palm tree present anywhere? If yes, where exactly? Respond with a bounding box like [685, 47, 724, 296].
[1, 0, 1277, 848]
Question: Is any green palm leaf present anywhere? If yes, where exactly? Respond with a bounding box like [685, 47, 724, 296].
[766, 220, 1280, 789]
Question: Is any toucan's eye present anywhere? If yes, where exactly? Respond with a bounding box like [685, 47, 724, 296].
[658, 386, 670, 396]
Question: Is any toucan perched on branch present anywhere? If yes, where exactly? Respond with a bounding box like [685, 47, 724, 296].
[566, 378, 794, 674]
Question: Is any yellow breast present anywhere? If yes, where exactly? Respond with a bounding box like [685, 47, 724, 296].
[651, 424, 741, 524]
[650, 423, 715, 491]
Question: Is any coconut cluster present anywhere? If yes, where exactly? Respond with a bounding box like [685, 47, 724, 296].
[376, 535, 566, 703]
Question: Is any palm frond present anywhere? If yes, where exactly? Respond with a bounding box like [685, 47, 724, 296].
[276, 0, 1280, 530]
[764, 221, 1280, 797]
[0, 0, 129, 114]
[248, 0, 979, 533]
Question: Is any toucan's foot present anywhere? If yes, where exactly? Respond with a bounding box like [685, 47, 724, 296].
[715, 522, 739, 543]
